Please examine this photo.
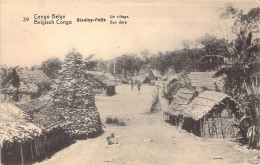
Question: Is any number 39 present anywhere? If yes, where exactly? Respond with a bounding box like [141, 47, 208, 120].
[23, 17, 29, 22]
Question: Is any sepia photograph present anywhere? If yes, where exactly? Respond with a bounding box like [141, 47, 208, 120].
[0, 0, 260, 164]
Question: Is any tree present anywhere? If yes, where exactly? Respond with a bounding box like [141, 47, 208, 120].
[140, 49, 150, 59]
[214, 5, 260, 149]
[51, 49, 102, 138]
[84, 54, 98, 71]
[108, 54, 142, 75]
[181, 40, 193, 50]
[11, 68, 20, 102]
[41, 57, 62, 79]
[95, 59, 108, 72]
[196, 34, 229, 56]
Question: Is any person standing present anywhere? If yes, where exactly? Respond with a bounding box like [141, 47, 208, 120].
[137, 81, 141, 93]
[131, 79, 134, 91]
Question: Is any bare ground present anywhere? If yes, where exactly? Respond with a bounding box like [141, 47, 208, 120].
[36, 85, 260, 165]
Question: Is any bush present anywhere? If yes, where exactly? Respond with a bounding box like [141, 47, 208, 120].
[105, 117, 126, 126]
[106, 117, 113, 124]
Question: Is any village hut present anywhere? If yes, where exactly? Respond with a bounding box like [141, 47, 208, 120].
[163, 88, 197, 127]
[116, 75, 128, 84]
[182, 91, 239, 138]
[132, 73, 150, 84]
[0, 103, 42, 165]
[149, 70, 162, 81]
[85, 71, 117, 96]
[10, 97, 74, 163]
[1, 69, 52, 102]
[143, 70, 161, 85]
[188, 72, 224, 91]
[133, 70, 161, 85]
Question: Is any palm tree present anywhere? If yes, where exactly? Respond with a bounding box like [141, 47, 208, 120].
[211, 31, 260, 148]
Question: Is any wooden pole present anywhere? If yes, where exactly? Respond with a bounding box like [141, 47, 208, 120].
[200, 119, 203, 137]
[203, 117, 206, 139]
[207, 119, 211, 138]
[20, 143, 24, 165]
[30, 140, 34, 160]
[219, 116, 224, 138]
[35, 137, 38, 157]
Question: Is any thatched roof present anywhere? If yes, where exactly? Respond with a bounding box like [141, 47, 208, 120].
[17, 69, 51, 87]
[165, 75, 178, 86]
[1, 69, 51, 95]
[188, 72, 223, 90]
[116, 75, 128, 83]
[15, 97, 49, 113]
[1, 82, 39, 94]
[0, 103, 42, 143]
[15, 98, 69, 131]
[133, 73, 149, 83]
[167, 88, 197, 116]
[182, 91, 234, 120]
[151, 70, 162, 78]
[164, 72, 191, 98]
[85, 71, 117, 86]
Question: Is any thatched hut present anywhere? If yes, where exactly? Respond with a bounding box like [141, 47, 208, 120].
[131, 73, 150, 84]
[1, 98, 74, 164]
[116, 75, 128, 84]
[182, 91, 239, 138]
[149, 70, 162, 81]
[85, 71, 117, 96]
[1, 69, 51, 102]
[163, 89, 197, 127]
[0, 103, 42, 165]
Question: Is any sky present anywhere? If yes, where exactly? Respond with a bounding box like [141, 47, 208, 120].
[1, 0, 259, 67]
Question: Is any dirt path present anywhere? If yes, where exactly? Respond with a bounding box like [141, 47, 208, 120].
[36, 85, 260, 165]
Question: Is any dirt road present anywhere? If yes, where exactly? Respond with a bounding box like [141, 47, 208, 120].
[36, 85, 260, 165]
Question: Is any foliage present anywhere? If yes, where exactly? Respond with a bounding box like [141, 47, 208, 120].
[51, 49, 102, 137]
[214, 5, 260, 149]
[11, 68, 20, 88]
[41, 57, 62, 79]
[84, 54, 98, 71]
[108, 54, 143, 75]
[11, 68, 20, 102]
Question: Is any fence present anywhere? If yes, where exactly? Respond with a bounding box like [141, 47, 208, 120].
[1, 127, 74, 165]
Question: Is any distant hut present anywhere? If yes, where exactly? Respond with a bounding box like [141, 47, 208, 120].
[182, 91, 239, 138]
[1, 69, 51, 102]
[0, 103, 41, 165]
[164, 89, 197, 127]
[188, 72, 224, 91]
[85, 71, 117, 96]
[144, 70, 161, 85]
[149, 70, 162, 81]
[116, 74, 128, 84]
[133, 73, 150, 84]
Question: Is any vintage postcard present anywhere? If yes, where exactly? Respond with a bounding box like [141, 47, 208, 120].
[1, 0, 260, 164]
